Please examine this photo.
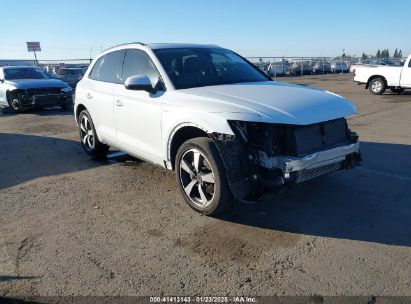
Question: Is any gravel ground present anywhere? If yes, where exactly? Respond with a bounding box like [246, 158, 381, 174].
[0, 74, 410, 298]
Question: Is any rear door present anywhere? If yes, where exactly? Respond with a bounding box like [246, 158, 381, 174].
[400, 59, 411, 88]
[113, 49, 164, 163]
[84, 50, 125, 143]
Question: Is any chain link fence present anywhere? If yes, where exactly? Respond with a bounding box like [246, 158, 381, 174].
[1, 56, 407, 78]
[246, 56, 407, 77]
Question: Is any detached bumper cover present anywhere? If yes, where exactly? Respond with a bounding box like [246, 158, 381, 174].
[258, 142, 361, 187]
[263, 142, 360, 174]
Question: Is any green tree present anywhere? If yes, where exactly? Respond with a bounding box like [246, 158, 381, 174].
[394, 48, 398, 58]
[376, 49, 381, 58]
[399, 50, 403, 57]
[362, 53, 367, 60]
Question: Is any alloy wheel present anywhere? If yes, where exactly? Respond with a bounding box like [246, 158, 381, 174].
[80, 115, 94, 150]
[179, 148, 215, 208]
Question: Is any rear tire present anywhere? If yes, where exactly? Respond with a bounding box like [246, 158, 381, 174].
[390, 88, 405, 95]
[369, 77, 386, 95]
[78, 110, 109, 157]
[175, 137, 232, 215]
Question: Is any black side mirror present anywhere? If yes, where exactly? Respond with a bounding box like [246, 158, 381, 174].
[125, 75, 154, 93]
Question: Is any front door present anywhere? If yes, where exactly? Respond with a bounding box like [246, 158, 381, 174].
[114, 49, 164, 163]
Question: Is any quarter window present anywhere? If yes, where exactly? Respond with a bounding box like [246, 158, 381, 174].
[89, 50, 125, 83]
[121, 49, 161, 87]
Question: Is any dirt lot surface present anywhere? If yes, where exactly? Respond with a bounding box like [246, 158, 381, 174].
[1, 74, 410, 298]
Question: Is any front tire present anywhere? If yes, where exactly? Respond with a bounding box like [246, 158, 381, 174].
[4, 92, 20, 113]
[369, 78, 386, 95]
[78, 110, 109, 157]
[175, 137, 232, 215]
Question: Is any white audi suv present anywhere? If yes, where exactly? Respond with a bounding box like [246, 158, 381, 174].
[74, 42, 361, 215]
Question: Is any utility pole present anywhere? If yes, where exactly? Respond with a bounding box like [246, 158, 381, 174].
[341, 49, 345, 74]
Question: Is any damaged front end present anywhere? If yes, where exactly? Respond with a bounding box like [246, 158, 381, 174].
[211, 118, 362, 201]
[6, 87, 72, 110]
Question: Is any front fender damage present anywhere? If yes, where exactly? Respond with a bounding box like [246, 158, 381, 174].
[209, 133, 254, 200]
[210, 118, 362, 201]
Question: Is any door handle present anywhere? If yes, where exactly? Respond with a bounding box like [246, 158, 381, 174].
[116, 99, 124, 107]
[86, 93, 93, 99]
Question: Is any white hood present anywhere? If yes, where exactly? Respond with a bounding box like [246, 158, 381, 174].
[173, 81, 357, 125]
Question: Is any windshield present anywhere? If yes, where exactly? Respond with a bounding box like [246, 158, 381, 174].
[154, 47, 269, 89]
[4, 67, 51, 80]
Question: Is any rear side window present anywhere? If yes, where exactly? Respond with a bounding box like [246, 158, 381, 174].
[89, 50, 125, 83]
[409, 60, 411, 68]
[121, 49, 160, 86]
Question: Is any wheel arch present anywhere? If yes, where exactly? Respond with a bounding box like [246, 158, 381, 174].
[366, 75, 387, 89]
[168, 124, 210, 170]
[75, 103, 87, 124]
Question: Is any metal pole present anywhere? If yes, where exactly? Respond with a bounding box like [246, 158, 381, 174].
[322, 57, 325, 74]
[273, 58, 276, 78]
[33, 50, 38, 67]
[301, 57, 303, 76]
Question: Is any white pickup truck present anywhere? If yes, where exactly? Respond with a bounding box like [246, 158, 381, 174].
[353, 55, 411, 95]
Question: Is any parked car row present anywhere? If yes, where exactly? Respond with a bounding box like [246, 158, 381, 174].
[349, 58, 404, 73]
[0, 43, 364, 215]
[254, 59, 351, 76]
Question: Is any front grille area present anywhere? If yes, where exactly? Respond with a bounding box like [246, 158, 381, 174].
[293, 161, 342, 183]
[26, 87, 62, 95]
[284, 118, 350, 157]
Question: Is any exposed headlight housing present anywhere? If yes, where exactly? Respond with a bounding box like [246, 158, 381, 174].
[61, 86, 72, 93]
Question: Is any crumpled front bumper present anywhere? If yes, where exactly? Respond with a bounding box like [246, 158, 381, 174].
[274, 142, 359, 173]
[259, 142, 361, 184]
[18, 93, 72, 107]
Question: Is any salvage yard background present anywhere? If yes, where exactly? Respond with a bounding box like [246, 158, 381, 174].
[0, 74, 410, 296]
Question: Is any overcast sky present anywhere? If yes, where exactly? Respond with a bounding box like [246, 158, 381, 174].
[0, 0, 410, 60]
